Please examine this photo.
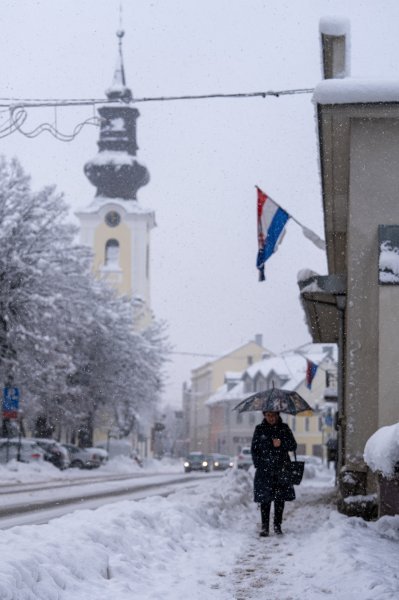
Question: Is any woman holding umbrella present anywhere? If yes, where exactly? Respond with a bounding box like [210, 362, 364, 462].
[251, 410, 297, 537]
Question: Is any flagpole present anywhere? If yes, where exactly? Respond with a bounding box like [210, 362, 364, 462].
[255, 185, 325, 249]
[256, 185, 312, 232]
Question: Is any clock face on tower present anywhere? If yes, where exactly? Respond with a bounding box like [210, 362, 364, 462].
[105, 211, 121, 227]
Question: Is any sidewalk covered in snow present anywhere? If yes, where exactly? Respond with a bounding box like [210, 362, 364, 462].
[0, 463, 398, 599]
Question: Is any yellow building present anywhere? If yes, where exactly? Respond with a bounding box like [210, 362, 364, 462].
[206, 344, 337, 460]
[188, 335, 271, 452]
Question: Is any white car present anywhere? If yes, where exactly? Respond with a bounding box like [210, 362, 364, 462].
[237, 447, 253, 470]
[86, 447, 108, 464]
[0, 438, 44, 464]
[62, 443, 103, 469]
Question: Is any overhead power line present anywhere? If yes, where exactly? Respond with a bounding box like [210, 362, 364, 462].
[0, 87, 314, 108]
[0, 87, 314, 141]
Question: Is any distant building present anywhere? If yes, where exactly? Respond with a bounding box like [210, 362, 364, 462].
[187, 335, 271, 452]
[206, 344, 337, 458]
[76, 30, 155, 326]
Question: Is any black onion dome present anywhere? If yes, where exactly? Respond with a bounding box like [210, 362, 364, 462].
[84, 30, 149, 200]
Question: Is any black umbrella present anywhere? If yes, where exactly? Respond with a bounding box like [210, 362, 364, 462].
[234, 387, 313, 415]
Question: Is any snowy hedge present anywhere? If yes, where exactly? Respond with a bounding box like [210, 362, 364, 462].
[364, 422, 399, 477]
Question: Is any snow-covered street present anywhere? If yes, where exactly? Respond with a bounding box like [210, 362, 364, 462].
[0, 461, 398, 599]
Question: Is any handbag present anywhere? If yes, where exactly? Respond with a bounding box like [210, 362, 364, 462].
[290, 452, 305, 485]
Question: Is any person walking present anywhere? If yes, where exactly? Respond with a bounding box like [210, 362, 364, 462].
[251, 411, 297, 537]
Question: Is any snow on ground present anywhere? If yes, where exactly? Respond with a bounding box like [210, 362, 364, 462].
[0, 455, 182, 484]
[0, 462, 398, 600]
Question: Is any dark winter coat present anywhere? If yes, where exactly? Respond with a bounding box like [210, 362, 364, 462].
[251, 417, 297, 503]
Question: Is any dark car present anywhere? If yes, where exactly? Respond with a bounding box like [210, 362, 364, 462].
[32, 438, 70, 470]
[210, 453, 234, 471]
[183, 452, 212, 473]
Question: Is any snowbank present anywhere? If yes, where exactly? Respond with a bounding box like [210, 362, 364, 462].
[364, 422, 399, 477]
[0, 456, 182, 484]
[0, 470, 251, 600]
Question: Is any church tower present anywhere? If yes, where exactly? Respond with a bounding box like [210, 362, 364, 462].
[76, 30, 155, 324]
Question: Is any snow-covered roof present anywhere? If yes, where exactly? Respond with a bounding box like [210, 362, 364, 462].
[244, 349, 330, 391]
[87, 151, 141, 167]
[76, 196, 154, 216]
[206, 380, 246, 406]
[206, 383, 228, 406]
[324, 386, 338, 399]
[206, 343, 337, 407]
[224, 371, 241, 381]
[314, 78, 399, 105]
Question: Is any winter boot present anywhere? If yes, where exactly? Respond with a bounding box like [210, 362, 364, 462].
[260, 502, 271, 537]
[273, 500, 284, 535]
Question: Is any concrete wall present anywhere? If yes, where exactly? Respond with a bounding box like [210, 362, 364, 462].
[346, 117, 399, 465]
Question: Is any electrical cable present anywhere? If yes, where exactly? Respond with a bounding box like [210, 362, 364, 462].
[0, 86, 315, 141]
[0, 87, 314, 108]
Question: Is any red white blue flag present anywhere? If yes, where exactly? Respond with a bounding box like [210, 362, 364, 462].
[256, 187, 290, 281]
[306, 360, 318, 389]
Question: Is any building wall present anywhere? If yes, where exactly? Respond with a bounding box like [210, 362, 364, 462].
[189, 341, 265, 452]
[207, 355, 337, 459]
[287, 363, 336, 458]
[346, 117, 399, 466]
[78, 204, 154, 326]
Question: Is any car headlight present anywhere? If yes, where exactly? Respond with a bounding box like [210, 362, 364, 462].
[229, 462, 234, 467]
[184, 462, 189, 467]
[202, 461, 208, 467]
[214, 461, 219, 467]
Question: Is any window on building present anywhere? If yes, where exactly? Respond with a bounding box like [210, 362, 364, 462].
[249, 413, 256, 425]
[236, 413, 243, 424]
[255, 375, 265, 393]
[305, 417, 310, 432]
[312, 444, 323, 458]
[291, 417, 296, 432]
[105, 239, 120, 267]
[244, 377, 252, 394]
[247, 355, 253, 366]
[318, 416, 323, 432]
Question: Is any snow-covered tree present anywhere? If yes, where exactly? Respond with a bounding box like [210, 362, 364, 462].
[0, 156, 169, 441]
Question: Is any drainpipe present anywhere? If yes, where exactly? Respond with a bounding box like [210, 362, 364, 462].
[336, 295, 346, 472]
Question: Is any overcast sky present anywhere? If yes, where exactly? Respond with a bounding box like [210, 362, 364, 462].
[1, 0, 398, 407]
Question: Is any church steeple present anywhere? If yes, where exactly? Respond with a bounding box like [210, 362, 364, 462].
[105, 29, 132, 102]
[84, 30, 149, 200]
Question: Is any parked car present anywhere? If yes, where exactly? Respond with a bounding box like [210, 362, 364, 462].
[86, 447, 108, 465]
[183, 452, 212, 473]
[0, 438, 44, 464]
[237, 447, 253, 470]
[32, 438, 70, 470]
[62, 443, 102, 469]
[95, 440, 141, 465]
[210, 453, 234, 471]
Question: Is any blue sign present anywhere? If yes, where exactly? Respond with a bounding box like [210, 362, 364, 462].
[2, 387, 20, 412]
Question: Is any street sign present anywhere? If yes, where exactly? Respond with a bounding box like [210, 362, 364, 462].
[2, 387, 20, 419]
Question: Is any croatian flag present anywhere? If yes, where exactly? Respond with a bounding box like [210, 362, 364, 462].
[256, 187, 290, 280]
[306, 360, 318, 389]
